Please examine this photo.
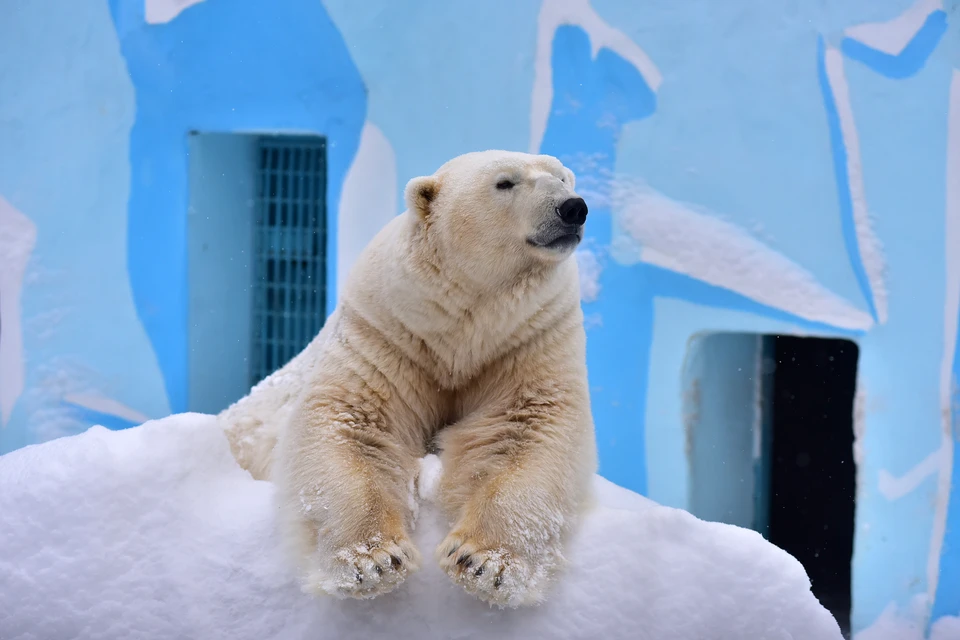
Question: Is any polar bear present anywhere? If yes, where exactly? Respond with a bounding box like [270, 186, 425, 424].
[220, 150, 596, 608]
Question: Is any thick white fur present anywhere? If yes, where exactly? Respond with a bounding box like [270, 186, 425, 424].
[219, 150, 597, 607]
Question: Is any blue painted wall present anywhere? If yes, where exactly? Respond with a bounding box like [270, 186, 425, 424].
[0, 0, 957, 635]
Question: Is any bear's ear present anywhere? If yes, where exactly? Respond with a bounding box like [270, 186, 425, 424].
[404, 175, 440, 219]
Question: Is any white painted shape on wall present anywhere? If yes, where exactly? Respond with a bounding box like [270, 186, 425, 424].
[927, 67, 960, 615]
[336, 122, 398, 300]
[612, 183, 875, 332]
[530, 0, 662, 154]
[62, 393, 151, 425]
[145, 0, 205, 24]
[844, 0, 942, 56]
[823, 45, 889, 324]
[855, 593, 960, 640]
[878, 445, 945, 500]
[0, 197, 37, 427]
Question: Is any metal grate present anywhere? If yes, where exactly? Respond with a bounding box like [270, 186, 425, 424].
[251, 135, 327, 386]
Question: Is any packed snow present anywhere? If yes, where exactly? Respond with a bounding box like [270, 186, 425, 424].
[0, 413, 845, 639]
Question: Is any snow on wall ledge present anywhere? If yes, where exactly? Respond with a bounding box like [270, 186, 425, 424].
[0, 413, 842, 640]
[611, 183, 875, 331]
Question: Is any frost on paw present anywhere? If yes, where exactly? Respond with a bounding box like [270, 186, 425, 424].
[436, 534, 549, 608]
[306, 536, 421, 600]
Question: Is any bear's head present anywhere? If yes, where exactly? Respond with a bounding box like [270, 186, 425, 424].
[403, 150, 588, 283]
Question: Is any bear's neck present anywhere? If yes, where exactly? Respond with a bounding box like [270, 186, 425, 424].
[347, 237, 580, 390]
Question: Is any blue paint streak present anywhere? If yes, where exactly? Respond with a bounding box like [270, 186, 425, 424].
[931, 306, 960, 622]
[107, 0, 366, 412]
[540, 25, 656, 495]
[817, 35, 880, 323]
[841, 10, 948, 80]
[62, 403, 140, 432]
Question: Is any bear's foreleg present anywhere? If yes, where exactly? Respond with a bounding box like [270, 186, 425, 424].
[275, 376, 422, 600]
[434, 339, 596, 607]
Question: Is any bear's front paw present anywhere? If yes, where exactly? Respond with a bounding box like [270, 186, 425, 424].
[305, 536, 421, 600]
[437, 532, 550, 608]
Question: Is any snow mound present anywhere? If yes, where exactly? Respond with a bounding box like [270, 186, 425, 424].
[0, 413, 842, 640]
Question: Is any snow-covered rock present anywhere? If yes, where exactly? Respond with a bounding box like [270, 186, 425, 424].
[0, 413, 843, 639]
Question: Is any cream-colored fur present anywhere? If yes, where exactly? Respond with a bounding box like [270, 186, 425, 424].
[219, 150, 597, 607]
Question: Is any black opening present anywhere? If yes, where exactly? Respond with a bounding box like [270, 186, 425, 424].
[767, 336, 858, 636]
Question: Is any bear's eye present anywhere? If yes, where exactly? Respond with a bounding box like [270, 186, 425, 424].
[496, 179, 515, 190]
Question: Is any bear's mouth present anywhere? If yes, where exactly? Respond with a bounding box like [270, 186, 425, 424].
[527, 226, 583, 251]
[543, 233, 581, 250]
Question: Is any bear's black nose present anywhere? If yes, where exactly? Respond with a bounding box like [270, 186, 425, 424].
[556, 197, 588, 226]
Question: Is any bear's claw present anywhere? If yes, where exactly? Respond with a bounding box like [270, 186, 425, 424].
[306, 536, 421, 600]
[437, 534, 524, 606]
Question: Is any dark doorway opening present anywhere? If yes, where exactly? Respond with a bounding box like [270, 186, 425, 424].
[766, 336, 859, 636]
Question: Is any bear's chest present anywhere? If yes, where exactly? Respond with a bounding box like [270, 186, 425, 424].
[415, 308, 547, 389]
